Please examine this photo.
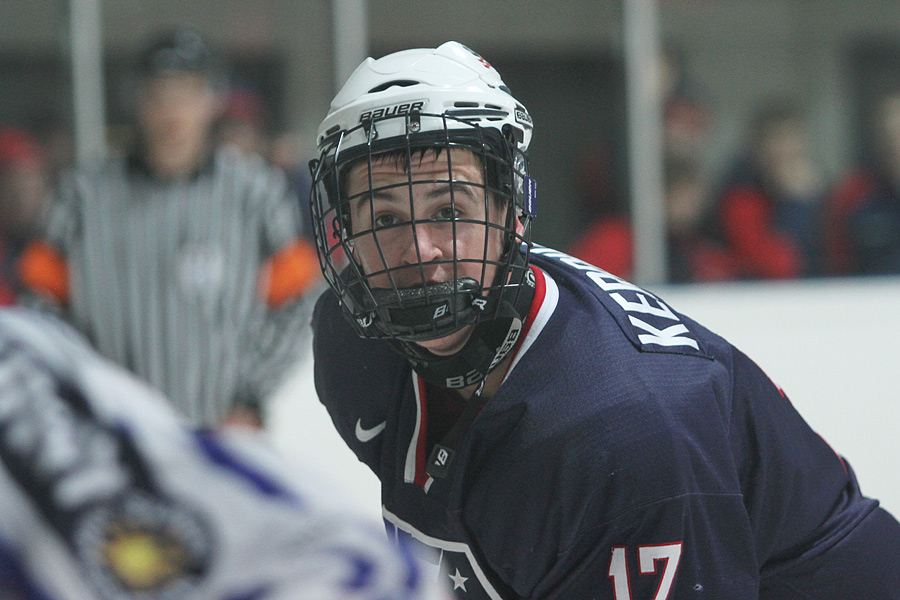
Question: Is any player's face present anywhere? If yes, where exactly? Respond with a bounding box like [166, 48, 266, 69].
[345, 148, 507, 355]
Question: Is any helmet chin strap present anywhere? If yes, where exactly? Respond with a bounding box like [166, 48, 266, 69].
[396, 259, 536, 391]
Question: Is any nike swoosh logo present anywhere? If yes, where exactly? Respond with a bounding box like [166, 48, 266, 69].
[355, 418, 386, 442]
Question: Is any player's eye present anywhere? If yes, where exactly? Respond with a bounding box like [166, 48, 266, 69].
[373, 214, 397, 229]
[435, 206, 460, 220]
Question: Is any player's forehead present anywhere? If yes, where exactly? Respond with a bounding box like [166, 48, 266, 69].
[345, 147, 483, 193]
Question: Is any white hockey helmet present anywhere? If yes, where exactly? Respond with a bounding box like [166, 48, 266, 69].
[309, 41, 537, 353]
[316, 41, 533, 158]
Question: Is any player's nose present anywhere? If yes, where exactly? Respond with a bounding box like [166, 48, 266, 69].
[400, 222, 445, 266]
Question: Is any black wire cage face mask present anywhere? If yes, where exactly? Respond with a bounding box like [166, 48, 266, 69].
[310, 112, 536, 343]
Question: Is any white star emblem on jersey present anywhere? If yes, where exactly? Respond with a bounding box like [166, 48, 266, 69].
[449, 568, 469, 591]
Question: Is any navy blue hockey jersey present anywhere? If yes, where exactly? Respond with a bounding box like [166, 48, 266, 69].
[313, 246, 900, 599]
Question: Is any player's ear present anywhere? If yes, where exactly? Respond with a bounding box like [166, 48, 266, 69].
[515, 218, 525, 236]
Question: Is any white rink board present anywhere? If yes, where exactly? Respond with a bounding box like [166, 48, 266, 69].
[268, 275, 900, 523]
[661, 276, 900, 519]
[266, 354, 384, 522]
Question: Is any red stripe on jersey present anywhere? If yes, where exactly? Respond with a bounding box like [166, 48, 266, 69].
[520, 266, 546, 345]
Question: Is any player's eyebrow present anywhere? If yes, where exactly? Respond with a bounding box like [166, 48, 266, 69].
[426, 181, 479, 201]
[352, 180, 479, 212]
[351, 188, 397, 213]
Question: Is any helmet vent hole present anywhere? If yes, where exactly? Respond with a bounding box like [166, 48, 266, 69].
[453, 101, 479, 108]
[485, 104, 502, 110]
[367, 79, 419, 93]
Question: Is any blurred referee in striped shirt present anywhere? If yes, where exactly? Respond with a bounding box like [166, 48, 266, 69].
[17, 29, 319, 427]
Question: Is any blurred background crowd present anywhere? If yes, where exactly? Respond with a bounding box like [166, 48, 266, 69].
[4, 1, 900, 306]
[2, 0, 897, 528]
[0, 0, 898, 517]
[4, 1, 900, 419]
[1, 4, 897, 590]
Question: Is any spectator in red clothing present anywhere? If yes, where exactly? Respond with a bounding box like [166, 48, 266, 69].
[709, 100, 827, 279]
[825, 89, 900, 275]
[569, 157, 735, 283]
[568, 45, 725, 283]
[0, 127, 49, 305]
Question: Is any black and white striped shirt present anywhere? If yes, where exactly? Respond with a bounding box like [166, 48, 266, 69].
[39, 145, 313, 425]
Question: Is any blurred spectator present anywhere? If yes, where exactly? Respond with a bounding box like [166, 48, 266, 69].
[218, 83, 272, 156]
[708, 100, 826, 279]
[218, 86, 316, 242]
[567, 139, 628, 275]
[0, 127, 49, 305]
[826, 88, 900, 275]
[569, 157, 734, 283]
[658, 44, 713, 163]
[17, 28, 319, 427]
[25, 110, 75, 186]
[567, 45, 718, 284]
[270, 130, 316, 241]
[572, 139, 621, 226]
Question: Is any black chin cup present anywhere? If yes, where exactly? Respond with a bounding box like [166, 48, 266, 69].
[352, 277, 484, 342]
[400, 262, 536, 390]
[404, 298, 523, 390]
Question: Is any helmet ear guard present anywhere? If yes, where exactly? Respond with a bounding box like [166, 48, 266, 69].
[310, 42, 537, 385]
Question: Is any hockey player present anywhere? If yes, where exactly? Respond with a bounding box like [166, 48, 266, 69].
[0, 308, 448, 600]
[308, 42, 900, 599]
